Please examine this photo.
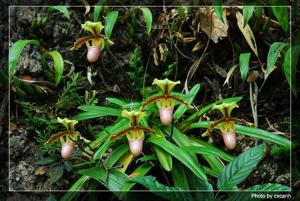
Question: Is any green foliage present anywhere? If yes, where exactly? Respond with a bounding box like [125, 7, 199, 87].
[163, 62, 176, 78]
[127, 47, 145, 92]
[104, 10, 119, 38]
[239, 52, 251, 81]
[48, 6, 70, 19]
[243, 1, 255, 26]
[56, 73, 83, 111]
[9, 39, 40, 80]
[130, 176, 195, 201]
[269, 0, 289, 32]
[265, 42, 288, 79]
[43, 50, 64, 86]
[217, 144, 265, 190]
[211, 0, 224, 22]
[139, 7, 152, 34]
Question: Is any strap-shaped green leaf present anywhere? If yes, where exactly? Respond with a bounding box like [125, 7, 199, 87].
[103, 144, 129, 168]
[217, 144, 265, 190]
[174, 84, 200, 121]
[154, 145, 173, 171]
[140, 7, 152, 34]
[211, 0, 224, 22]
[73, 105, 121, 121]
[9, 39, 40, 80]
[242, 0, 256, 27]
[105, 10, 119, 38]
[60, 176, 89, 201]
[48, 6, 70, 19]
[44, 51, 64, 86]
[265, 42, 288, 79]
[148, 134, 207, 181]
[239, 52, 251, 81]
[270, 0, 289, 32]
[78, 165, 128, 192]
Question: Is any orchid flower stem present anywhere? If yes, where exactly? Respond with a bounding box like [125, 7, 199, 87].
[68, 137, 94, 159]
[170, 119, 174, 140]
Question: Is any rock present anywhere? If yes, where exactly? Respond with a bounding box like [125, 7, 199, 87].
[16, 45, 43, 75]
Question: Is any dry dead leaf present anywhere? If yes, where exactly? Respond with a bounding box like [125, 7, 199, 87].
[236, 11, 258, 57]
[223, 64, 238, 86]
[81, 0, 90, 15]
[198, 7, 229, 44]
[152, 47, 159, 66]
[158, 43, 168, 62]
[9, 122, 17, 131]
[192, 41, 204, 52]
[35, 166, 47, 176]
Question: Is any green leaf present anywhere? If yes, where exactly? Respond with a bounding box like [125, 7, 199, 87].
[79, 165, 128, 193]
[93, 6, 102, 22]
[48, 165, 64, 184]
[179, 96, 242, 130]
[105, 10, 119, 38]
[60, 176, 89, 201]
[226, 183, 291, 201]
[73, 106, 121, 121]
[270, 1, 289, 32]
[93, 139, 112, 160]
[190, 137, 235, 162]
[189, 121, 291, 149]
[48, 6, 70, 19]
[211, 0, 224, 22]
[172, 161, 189, 189]
[283, 46, 291, 88]
[119, 163, 153, 199]
[9, 39, 40, 80]
[265, 42, 288, 79]
[174, 84, 200, 121]
[45, 51, 64, 86]
[239, 52, 251, 81]
[104, 144, 129, 168]
[140, 7, 152, 34]
[217, 144, 265, 190]
[130, 176, 195, 201]
[105, 97, 126, 107]
[182, 145, 234, 162]
[243, 0, 256, 27]
[147, 133, 207, 181]
[291, 30, 300, 96]
[154, 145, 173, 171]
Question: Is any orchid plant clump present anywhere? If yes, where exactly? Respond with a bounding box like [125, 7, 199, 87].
[71, 21, 114, 62]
